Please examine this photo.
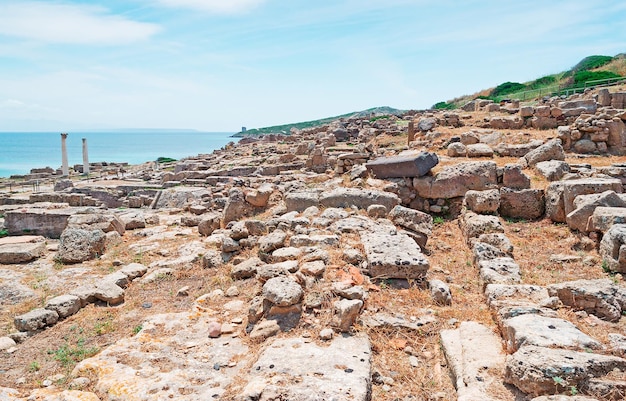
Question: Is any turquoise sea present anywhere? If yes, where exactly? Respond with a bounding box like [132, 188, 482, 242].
[0, 131, 235, 178]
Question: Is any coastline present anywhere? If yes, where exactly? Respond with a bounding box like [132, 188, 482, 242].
[0, 131, 235, 179]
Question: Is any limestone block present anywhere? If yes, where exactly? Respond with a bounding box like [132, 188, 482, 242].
[365, 151, 438, 178]
[499, 188, 545, 220]
[505, 345, 626, 396]
[548, 279, 626, 322]
[360, 229, 429, 279]
[14, 308, 59, 332]
[441, 322, 505, 401]
[45, 294, 81, 319]
[502, 314, 601, 352]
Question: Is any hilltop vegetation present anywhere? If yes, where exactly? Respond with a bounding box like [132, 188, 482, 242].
[234, 106, 404, 137]
[434, 53, 626, 109]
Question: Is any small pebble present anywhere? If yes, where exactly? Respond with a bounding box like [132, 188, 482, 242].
[142, 302, 152, 309]
[177, 286, 190, 297]
[382, 384, 391, 392]
[225, 286, 240, 297]
[231, 317, 243, 324]
[319, 328, 334, 341]
[208, 321, 222, 338]
[447, 318, 459, 326]
[409, 355, 419, 367]
[221, 323, 235, 334]
[42, 379, 53, 387]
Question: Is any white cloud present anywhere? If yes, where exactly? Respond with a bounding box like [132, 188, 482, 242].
[155, 0, 266, 14]
[0, 2, 160, 45]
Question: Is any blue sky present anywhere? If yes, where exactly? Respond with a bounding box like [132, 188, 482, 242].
[0, 0, 625, 132]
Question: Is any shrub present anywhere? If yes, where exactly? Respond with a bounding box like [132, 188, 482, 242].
[573, 70, 621, 85]
[572, 55, 614, 72]
[491, 81, 526, 97]
[528, 75, 557, 89]
[432, 101, 455, 110]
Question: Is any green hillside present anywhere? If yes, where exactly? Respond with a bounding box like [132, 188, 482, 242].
[233, 106, 404, 137]
[434, 53, 626, 109]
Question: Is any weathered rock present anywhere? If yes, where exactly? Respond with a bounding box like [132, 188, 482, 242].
[270, 246, 302, 262]
[464, 189, 500, 214]
[502, 163, 531, 189]
[478, 257, 521, 288]
[202, 249, 224, 269]
[360, 229, 429, 279]
[198, 213, 221, 236]
[546, 178, 622, 223]
[600, 224, 626, 273]
[319, 187, 400, 211]
[57, 228, 106, 264]
[485, 284, 550, 310]
[477, 233, 514, 254]
[473, 241, 507, 263]
[152, 186, 210, 209]
[249, 319, 281, 341]
[258, 230, 287, 254]
[67, 213, 125, 235]
[262, 277, 303, 307]
[365, 204, 387, 218]
[93, 281, 125, 305]
[447, 142, 467, 157]
[238, 335, 371, 400]
[466, 143, 494, 158]
[45, 294, 81, 319]
[231, 257, 264, 279]
[520, 139, 565, 168]
[535, 160, 570, 181]
[245, 183, 273, 207]
[0, 236, 46, 264]
[499, 188, 545, 220]
[117, 211, 146, 230]
[73, 311, 250, 400]
[502, 314, 601, 352]
[566, 190, 626, 233]
[256, 261, 297, 282]
[574, 139, 598, 154]
[300, 260, 326, 277]
[547, 279, 626, 322]
[429, 279, 452, 305]
[332, 299, 363, 332]
[289, 234, 339, 247]
[223, 188, 253, 224]
[0, 337, 16, 351]
[413, 161, 498, 199]
[459, 211, 504, 242]
[4, 207, 75, 238]
[590, 206, 626, 233]
[388, 205, 433, 245]
[504, 345, 626, 396]
[365, 151, 438, 178]
[14, 308, 59, 332]
[441, 321, 506, 401]
[361, 312, 436, 330]
[285, 191, 320, 212]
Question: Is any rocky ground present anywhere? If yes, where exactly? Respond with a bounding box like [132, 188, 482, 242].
[1, 89, 626, 400]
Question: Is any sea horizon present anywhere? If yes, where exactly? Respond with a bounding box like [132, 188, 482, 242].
[0, 130, 235, 178]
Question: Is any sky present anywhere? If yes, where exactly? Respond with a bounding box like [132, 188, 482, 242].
[0, 0, 625, 132]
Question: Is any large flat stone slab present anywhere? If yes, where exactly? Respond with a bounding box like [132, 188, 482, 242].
[238, 334, 371, 401]
[4, 207, 82, 238]
[547, 279, 626, 322]
[0, 236, 46, 264]
[502, 314, 601, 352]
[441, 321, 506, 401]
[365, 151, 438, 179]
[505, 345, 626, 396]
[319, 187, 400, 211]
[360, 228, 429, 279]
[73, 311, 250, 400]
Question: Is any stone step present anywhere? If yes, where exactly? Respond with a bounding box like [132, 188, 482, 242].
[236, 334, 371, 401]
[441, 321, 506, 401]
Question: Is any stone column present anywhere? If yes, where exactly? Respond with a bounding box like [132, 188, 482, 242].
[407, 121, 415, 144]
[61, 133, 69, 177]
[82, 138, 90, 175]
